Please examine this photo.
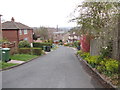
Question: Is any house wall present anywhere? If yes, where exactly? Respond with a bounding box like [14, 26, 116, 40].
[2, 30, 18, 44]
[19, 29, 33, 43]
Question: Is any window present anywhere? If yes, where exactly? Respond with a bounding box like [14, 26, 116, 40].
[24, 30, 28, 34]
[19, 30, 22, 35]
[24, 38, 28, 41]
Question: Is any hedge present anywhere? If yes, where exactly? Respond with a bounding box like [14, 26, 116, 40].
[19, 48, 42, 55]
[32, 48, 42, 55]
[33, 42, 52, 49]
[19, 48, 31, 54]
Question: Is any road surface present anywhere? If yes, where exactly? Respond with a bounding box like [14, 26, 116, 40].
[2, 46, 103, 88]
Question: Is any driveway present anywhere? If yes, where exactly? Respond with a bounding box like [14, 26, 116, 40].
[2, 46, 103, 88]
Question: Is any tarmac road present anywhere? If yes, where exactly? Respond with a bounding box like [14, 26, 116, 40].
[2, 46, 104, 88]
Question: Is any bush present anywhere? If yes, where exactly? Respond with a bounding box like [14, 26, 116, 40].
[19, 48, 31, 54]
[76, 50, 82, 55]
[32, 48, 42, 55]
[96, 58, 119, 76]
[19, 48, 42, 56]
[73, 41, 80, 48]
[80, 52, 90, 59]
[19, 41, 31, 48]
[33, 42, 52, 49]
[105, 59, 119, 74]
[85, 56, 99, 68]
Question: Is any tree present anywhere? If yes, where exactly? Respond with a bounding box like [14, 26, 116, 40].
[72, 2, 119, 37]
[33, 33, 38, 40]
[34, 27, 49, 40]
[72, 1, 120, 60]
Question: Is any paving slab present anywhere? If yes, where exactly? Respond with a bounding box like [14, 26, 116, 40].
[7, 60, 25, 64]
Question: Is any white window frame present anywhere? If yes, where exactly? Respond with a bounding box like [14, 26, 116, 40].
[24, 30, 28, 34]
[19, 30, 22, 35]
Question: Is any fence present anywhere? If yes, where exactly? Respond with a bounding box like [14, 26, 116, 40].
[90, 27, 120, 60]
[2, 42, 18, 55]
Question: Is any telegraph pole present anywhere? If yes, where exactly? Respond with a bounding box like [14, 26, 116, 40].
[0, 14, 2, 45]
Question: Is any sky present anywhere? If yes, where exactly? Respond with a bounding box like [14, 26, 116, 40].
[0, 0, 83, 28]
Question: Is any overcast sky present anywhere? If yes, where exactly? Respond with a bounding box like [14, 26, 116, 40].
[0, 0, 83, 28]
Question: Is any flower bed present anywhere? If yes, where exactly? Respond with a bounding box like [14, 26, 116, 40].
[76, 50, 119, 87]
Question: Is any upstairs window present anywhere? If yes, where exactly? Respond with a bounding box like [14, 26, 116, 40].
[19, 30, 22, 35]
[24, 30, 28, 34]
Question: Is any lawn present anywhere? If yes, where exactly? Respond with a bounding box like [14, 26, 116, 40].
[0, 62, 18, 69]
[10, 54, 38, 61]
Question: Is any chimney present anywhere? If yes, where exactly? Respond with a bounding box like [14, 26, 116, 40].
[11, 17, 15, 22]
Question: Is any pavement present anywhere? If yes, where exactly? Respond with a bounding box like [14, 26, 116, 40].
[2, 46, 104, 88]
[7, 60, 25, 64]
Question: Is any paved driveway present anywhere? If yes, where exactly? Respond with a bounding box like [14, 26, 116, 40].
[2, 46, 103, 88]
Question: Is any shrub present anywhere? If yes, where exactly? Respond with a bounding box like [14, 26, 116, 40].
[80, 52, 90, 59]
[19, 41, 31, 48]
[99, 41, 113, 59]
[85, 56, 99, 68]
[73, 41, 80, 48]
[19, 48, 31, 54]
[32, 48, 42, 55]
[76, 50, 82, 55]
[105, 59, 119, 74]
[19, 48, 42, 56]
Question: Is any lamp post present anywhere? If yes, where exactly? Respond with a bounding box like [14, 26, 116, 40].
[0, 14, 2, 45]
[0, 15, 2, 63]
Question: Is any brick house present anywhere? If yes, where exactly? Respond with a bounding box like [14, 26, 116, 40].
[2, 17, 33, 45]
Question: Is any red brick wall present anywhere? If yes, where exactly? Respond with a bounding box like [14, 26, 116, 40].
[2, 30, 18, 44]
[19, 29, 33, 43]
[2, 29, 33, 45]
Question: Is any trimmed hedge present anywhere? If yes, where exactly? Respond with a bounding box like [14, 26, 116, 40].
[19, 48, 31, 54]
[19, 48, 42, 55]
[33, 42, 52, 50]
[32, 48, 42, 55]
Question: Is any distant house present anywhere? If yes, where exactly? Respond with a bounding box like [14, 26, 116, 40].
[2, 17, 33, 45]
[53, 31, 65, 41]
[68, 32, 80, 43]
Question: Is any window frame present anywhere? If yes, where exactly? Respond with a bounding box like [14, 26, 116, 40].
[24, 30, 28, 34]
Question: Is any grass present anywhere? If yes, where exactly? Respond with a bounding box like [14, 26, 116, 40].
[10, 54, 38, 61]
[0, 54, 39, 70]
[0, 61, 18, 69]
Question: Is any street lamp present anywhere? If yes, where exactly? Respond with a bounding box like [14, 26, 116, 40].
[0, 14, 2, 45]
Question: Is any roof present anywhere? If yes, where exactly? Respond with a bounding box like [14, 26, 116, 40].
[53, 31, 65, 34]
[2, 21, 32, 30]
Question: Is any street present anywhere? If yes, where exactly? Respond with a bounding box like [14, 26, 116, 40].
[2, 46, 103, 88]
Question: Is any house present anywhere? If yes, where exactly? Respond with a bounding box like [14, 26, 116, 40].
[2, 17, 33, 45]
[53, 31, 65, 42]
[68, 32, 80, 43]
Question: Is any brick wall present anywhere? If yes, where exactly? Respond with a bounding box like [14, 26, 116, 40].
[19, 29, 33, 43]
[2, 30, 18, 44]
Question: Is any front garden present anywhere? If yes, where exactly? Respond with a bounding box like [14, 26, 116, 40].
[1, 40, 55, 70]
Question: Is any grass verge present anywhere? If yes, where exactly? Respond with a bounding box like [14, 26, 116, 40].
[0, 62, 18, 69]
[10, 54, 38, 61]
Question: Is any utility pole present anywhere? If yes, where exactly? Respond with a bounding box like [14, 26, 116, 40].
[0, 14, 2, 45]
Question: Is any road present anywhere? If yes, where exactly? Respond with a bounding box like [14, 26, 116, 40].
[2, 46, 103, 88]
